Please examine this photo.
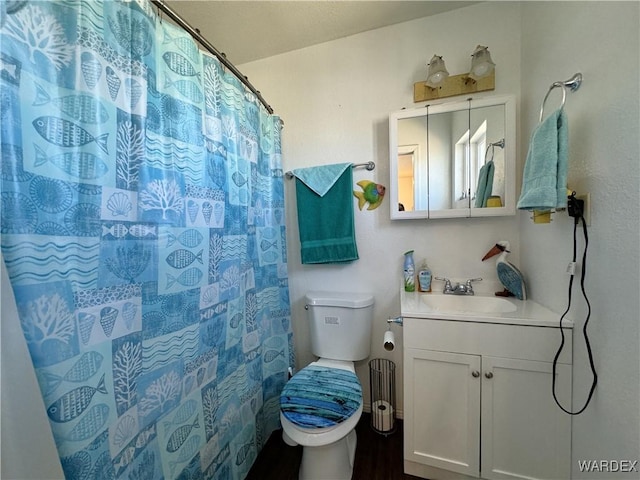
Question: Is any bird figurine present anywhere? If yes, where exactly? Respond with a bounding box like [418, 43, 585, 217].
[482, 240, 527, 300]
[353, 180, 385, 210]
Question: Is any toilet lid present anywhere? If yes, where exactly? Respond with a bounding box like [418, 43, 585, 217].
[280, 365, 362, 429]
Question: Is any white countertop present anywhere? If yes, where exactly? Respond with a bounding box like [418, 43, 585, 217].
[400, 289, 572, 328]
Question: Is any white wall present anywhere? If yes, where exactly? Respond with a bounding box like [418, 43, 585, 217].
[519, 2, 640, 477]
[242, 0, 640, 473]
[241, 1, 523, 416]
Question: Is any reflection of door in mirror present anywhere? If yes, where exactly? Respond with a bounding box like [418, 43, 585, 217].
[398, 116, 429, 211]
[398, 145, 419, 211]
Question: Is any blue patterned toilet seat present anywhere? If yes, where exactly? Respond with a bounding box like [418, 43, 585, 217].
[280, 365, 362, 429]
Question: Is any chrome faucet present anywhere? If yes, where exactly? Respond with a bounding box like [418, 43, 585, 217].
[435, 277, 454, 294]
[435, 277, 482, 295]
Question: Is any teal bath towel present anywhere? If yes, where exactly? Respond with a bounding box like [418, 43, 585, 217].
[517, 109, 568, 210]
[474, 160, 495, 208]
[294, 165, 359, 264]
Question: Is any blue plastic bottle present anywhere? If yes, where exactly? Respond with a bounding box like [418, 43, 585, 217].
[418, 260, 432, 292]
[403, 250, 415, 292]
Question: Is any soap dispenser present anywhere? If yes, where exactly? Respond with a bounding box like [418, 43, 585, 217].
[418, 260, 432, 292]
[403, 250, 415, 292]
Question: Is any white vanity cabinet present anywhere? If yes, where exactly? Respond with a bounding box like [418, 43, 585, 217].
[403, 316, 572, 480]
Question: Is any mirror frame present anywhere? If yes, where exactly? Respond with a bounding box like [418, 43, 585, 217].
[389, 94, 516, 220]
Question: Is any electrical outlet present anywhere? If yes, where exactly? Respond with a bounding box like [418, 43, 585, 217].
[576, 192, 591, 226]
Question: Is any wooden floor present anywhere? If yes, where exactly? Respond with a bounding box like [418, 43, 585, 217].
[246, 413, 422, 480]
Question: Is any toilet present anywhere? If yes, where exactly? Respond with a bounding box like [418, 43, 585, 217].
[280, 291, 374, 480]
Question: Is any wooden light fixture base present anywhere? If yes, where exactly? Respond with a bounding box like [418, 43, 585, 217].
[414, 71, 495, 103]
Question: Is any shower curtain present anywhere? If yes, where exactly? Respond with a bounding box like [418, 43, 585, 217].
[0, 1, 293, 479]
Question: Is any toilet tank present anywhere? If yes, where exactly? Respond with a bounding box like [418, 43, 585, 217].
[305, 291, 374, 362]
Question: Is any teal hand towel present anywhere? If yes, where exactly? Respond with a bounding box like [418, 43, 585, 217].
[295, 166, 359, 264]
[291, 162, 351, 196]
[517, 109, 568, 210]
[474, 160, 495, 208]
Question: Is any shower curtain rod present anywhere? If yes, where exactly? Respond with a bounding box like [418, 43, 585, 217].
[152, 0, 275, 115]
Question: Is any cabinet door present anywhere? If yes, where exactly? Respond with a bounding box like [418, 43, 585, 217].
[404, 348, 481, 476]
[481, 357, 572, 480]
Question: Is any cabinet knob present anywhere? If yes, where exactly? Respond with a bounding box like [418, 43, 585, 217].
[471, 370, 480, 378]
[484, 371, 494, 379]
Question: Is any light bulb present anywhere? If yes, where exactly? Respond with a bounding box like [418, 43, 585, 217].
[426, 55, 449, 88]
[469, 45, 495, 80]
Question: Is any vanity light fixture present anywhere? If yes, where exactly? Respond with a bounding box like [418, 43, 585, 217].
[426, 55, 449, 88]
[415, 46, 496, 103]
[469, 45, 495, 80]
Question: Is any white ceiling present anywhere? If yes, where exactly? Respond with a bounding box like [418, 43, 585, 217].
[164, 1, 479, 65]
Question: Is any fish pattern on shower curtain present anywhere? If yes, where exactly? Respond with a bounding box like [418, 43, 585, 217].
[0, 1, 293, 478]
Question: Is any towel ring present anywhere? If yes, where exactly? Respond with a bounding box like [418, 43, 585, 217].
[483, 138, 505, 164]
[539, 73, 582, 123]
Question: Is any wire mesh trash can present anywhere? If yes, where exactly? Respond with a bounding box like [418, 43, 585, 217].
[369, 358, 396, 435]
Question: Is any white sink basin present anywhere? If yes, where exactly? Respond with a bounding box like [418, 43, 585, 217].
[400, 290, 568, 327]
[420, 294, 517, 314]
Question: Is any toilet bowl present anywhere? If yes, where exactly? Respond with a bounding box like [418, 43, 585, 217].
[280, 359, 363, 480]
[279, 291, 374, 480]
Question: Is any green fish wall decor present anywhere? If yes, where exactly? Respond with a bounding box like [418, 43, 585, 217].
[353, 180, 386, 210]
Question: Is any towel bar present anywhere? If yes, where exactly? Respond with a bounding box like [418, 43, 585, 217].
[285, 161, 375, 179]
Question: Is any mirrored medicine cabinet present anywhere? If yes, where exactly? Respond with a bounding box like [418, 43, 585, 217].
[389, 94, 516, 220]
